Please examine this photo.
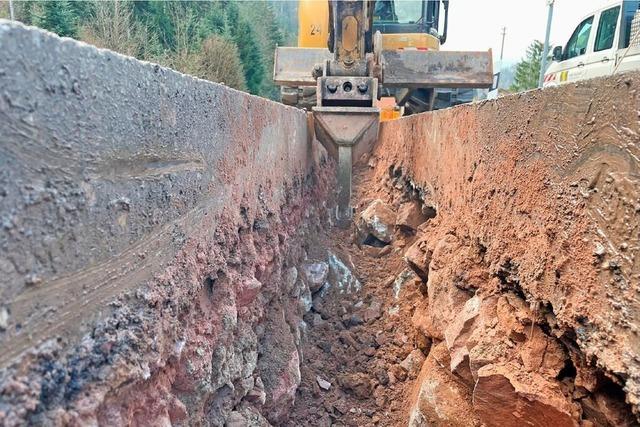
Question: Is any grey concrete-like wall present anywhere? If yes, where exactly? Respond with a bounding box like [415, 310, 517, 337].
[0, 20, 311, 367]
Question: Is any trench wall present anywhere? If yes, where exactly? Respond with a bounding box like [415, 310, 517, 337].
[371, 73, 640, 422]
[0, 21, 327, 426]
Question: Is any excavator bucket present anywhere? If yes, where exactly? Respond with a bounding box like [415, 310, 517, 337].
[311, 74, 380, 227]
[313, 106, 379, 226]
[273, 47, 332, 87]
[380, 50, 494, 89]
[313, 107, 380, 161]
[273, 47, 494, 89]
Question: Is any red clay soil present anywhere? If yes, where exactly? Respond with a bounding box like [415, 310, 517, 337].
[288, 73, 640, 427]
[288, 82, 640, 425]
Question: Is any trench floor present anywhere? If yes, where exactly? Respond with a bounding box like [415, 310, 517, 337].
[285, 167, 427, 426]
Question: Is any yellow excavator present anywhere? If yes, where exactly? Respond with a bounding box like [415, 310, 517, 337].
[273, 0, 492, 226]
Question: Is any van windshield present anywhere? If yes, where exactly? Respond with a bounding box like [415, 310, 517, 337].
[566, 16, 594, 59]
[374, 0, 423, 24]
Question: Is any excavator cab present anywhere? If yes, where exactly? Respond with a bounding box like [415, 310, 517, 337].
[372, 0, 444, 41]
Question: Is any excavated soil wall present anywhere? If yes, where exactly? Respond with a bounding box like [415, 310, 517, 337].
[363, 73, 640, 425]
[0, 21, 330, 425]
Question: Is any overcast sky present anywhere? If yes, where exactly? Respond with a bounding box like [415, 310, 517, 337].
[445, 0, 612, 64]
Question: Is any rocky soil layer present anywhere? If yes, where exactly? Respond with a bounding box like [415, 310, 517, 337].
[0, 20, 321, 427]
[286, 73, 640, 426]
[0, 167, 334, 426]
[287, 158, 639, 426]
[326, 73, 640, 426]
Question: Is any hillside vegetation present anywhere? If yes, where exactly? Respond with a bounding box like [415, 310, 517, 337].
[2, 0, 295, 99]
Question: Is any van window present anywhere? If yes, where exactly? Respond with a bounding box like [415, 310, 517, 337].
[620, 1, 640, 48]
[595, 6, 620, 51]
[566, 16, 594, 59]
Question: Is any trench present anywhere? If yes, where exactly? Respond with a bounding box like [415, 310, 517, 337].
[282, 163, 639, 427]
[2, 150, 638, 427]
[2, 20, 640, 427]
[284, 164, 434, 426]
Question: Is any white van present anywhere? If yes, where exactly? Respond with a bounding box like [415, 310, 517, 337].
[543, 1, 640, 87]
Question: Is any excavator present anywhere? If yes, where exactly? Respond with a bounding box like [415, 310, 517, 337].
[273, 0, 493, 226]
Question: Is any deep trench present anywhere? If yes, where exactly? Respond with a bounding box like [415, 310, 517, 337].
[0, 162, 637, 426]
[281, 164, 638, 427]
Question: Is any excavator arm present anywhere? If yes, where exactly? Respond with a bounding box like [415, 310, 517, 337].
[312, 0, 380, 226]
[274, 0, 493, 227]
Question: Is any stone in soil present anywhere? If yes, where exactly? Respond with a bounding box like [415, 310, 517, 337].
[316, 376, 331, 391]
[408, 343, 479, 427]
[327, 252, 361, 294]
[302, 261, 329, 293]
[396, 200, 428, 232]
[357, 199, 396, 244]
[403, 237, 431, 282]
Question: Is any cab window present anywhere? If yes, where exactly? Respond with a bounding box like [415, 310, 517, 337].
[374, 0, 423, 24]
[566, 16, 594, 59]
[594, 6, 620, 51]
[620, 1, 640, 48]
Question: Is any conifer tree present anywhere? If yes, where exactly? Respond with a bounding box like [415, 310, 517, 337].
[510, 40, 544, 92]
[225, 2, 265, 95]
[239, 1, 283, 98]
[32, 0, 78, 38]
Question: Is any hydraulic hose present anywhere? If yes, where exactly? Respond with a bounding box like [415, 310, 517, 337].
[440, 0, 449, 45]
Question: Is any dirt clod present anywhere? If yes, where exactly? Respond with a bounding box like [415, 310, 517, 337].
[396, 200, 428, 232]
[338, 373, 373, 399]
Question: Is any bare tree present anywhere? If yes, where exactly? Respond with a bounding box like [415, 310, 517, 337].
[162, 2, 199, 72]
[194, 35, 247, 90]
[0, 1, 9, 19]
[79, 0, 154, 59]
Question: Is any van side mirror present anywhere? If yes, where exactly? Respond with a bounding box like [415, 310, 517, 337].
[552, 46, 563, 61]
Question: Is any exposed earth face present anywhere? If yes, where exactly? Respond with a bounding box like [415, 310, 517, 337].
[286, 153, 639, 427]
